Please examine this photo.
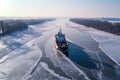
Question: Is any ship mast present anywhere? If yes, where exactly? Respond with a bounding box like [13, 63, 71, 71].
[59, 27, 62, 33]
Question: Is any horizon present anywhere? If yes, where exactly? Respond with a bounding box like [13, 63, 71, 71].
[0, 0, 120, 18]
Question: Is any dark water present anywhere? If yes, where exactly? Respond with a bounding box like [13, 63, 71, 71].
[67, 41, 97, 69]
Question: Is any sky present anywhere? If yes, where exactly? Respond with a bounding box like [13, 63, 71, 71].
[0, 0, 120, 18]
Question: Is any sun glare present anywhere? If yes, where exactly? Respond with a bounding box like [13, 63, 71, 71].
[0, 0, 4, 5]
[0, 0, 7, 8]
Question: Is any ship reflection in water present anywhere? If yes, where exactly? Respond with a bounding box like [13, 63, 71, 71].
[68, 41, 96, 69]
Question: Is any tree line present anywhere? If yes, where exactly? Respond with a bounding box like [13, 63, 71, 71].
[70, 18, 120, 35]
[0, 19, 54, 36]
[0, 20, 28, 35]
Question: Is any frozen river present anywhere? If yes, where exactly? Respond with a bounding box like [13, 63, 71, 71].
[0, 19, 120, 80]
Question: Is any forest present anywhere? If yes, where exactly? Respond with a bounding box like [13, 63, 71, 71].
[0, 19, 54, 35]
[70, 18, 120, 35]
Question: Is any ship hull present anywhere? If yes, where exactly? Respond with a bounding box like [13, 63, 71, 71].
[55, 37, 68, 56]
